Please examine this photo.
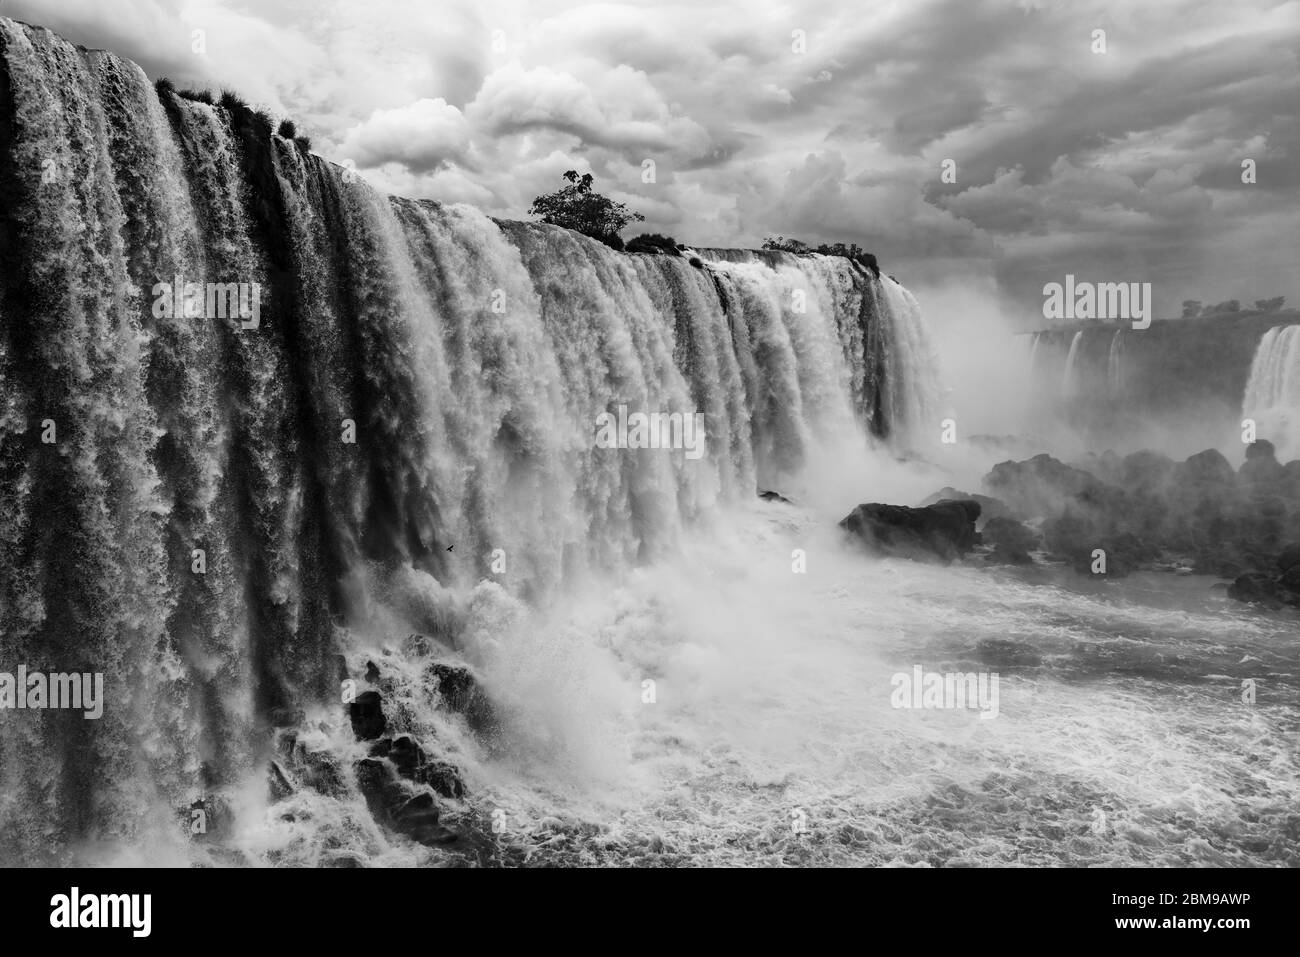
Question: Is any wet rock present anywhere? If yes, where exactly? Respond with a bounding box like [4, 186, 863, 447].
[1241, 440, 1285, 488]
[292, 742, 347, 796]
[321, 851, 365, 868]
[983, 454, 1121, 520]
[758, 489, 793, 504]
[839, 500, 980, 564]
[349, 690, 386, 740]
[388, 735, 426, 779]
[354, 757, 409, 819]
[268, 760, 295, 801]
[1121, 450, 1176, 492]
[1277, 543, 1300, 573]
[921, 487, 1012, 525]
[1044, 520, 1156, 578]
[364, 660, 381, 683]
[1176, 448, 1237, 490]
[416, 761, 467, 799]
[1228, 572, 1283, 607]
[981, 517, 1040, 565]
[393, 792, 457, 846]
[426, 662, 497, 734]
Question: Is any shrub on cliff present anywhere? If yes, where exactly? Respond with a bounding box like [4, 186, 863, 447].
[277, 119, 297, 139]
[626, 233, 680, 255]
[529, 171, 643, 246]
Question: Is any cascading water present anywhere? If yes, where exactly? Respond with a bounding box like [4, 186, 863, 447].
[1061, 330, 1084, 397]
[1106, 329, 1124, 393]
[1242, 325, 1300, 459]
[0, 18, 938, 864]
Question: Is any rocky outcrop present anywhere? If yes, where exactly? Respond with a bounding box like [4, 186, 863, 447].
[984, 453, 1124, 520]
[1227, 542, 1300, 609]
[979, 444, 1300, 585]
[839, 500, 980, 563]
[920, 487, 1011, 525]
[981, 517, 1040, 565]
[348, 690, 386, 740]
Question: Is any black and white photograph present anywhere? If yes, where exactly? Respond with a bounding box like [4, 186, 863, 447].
[0, 0, 1294, 923]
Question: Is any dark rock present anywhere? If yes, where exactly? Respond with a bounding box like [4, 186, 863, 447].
[392, 792, 457, 845]
[388, 735, 426, 779]
[268, 760, 295, 801]
[1246, 439, 1277, 461]
[1176, 448, 1237, 490]
[839, 500, 980, 564]
[1121, 450, 1176, 492]
[416, 761, 466, 799]
[1278, 564, 1300, 597]
[1241, 441, 1285, 487]
[758, 489, 793, 504]
[364, 660, 381, 683]
[986, 545, 1034, 565]
[426, 662, 497, 734]
[349, 690, 386, 740]
[1278, 543, 1300, 573]
[1228, 572, 1283, 607]
[322, 852, 365, 868]
[983, 454, 1121, 520]
[354, 757, 412, 823]
[981, 517, 1040, 565]
[292, 742, 347, 796]
[921, 487, 1012, 525]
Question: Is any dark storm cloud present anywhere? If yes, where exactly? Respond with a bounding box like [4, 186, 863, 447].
[6, 0, 1298, 321]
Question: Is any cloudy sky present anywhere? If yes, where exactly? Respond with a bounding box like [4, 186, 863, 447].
[10, 0, 1299, 324]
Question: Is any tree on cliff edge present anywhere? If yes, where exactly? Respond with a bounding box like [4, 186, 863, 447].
[529, 171, 644, 249]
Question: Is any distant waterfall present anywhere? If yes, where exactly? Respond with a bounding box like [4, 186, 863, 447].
[1106, 329, 1124, 392]
[0, 17, 942, 862]
[1061, 330, 1085, 396]
[1242, 325, 1300, 457]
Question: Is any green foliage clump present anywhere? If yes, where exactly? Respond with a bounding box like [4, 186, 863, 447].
[529, 171, 644, 244]
[626, 233, 680, 255]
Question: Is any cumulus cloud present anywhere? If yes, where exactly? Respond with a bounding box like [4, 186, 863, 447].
[339, 98, 471, 172]
[8, 0, 1298, 321]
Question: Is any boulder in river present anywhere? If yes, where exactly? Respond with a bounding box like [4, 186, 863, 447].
[839, 500, 980, 563]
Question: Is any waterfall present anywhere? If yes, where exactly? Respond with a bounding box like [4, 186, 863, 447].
[1106, 329, 1124, 393]
[0, 17, 941, 863]
[1061, 330, 1085, 397]
[1242, 325, 1300, 458]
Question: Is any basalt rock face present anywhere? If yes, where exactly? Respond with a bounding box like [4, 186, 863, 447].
[839, 500, 980, 564]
